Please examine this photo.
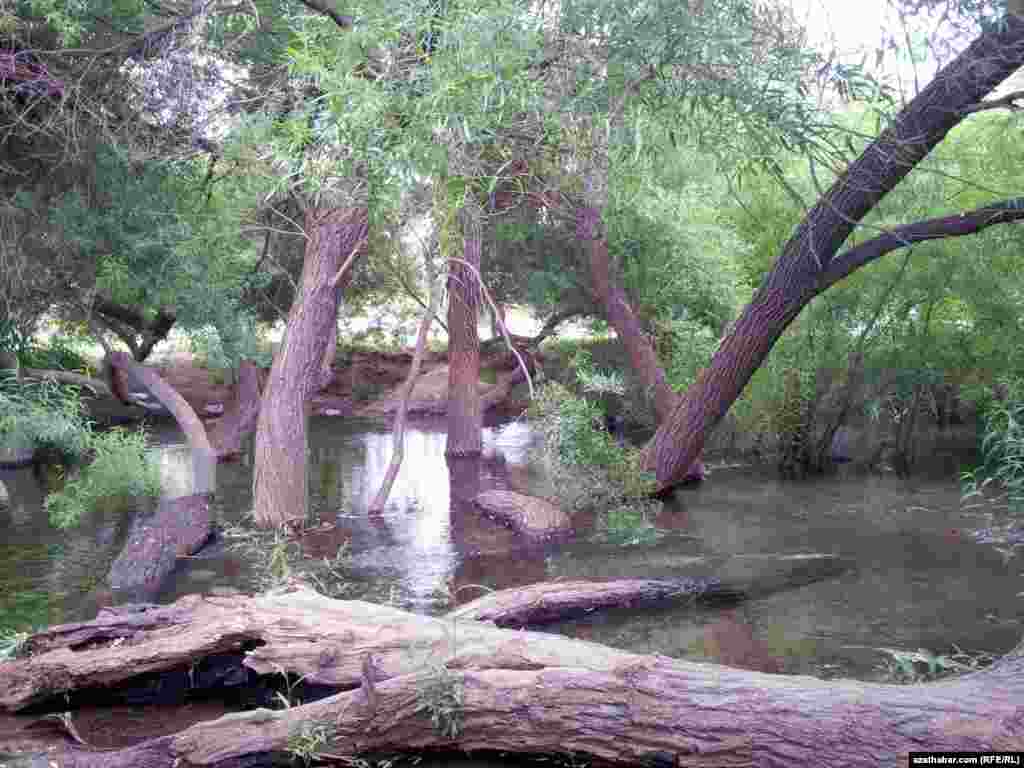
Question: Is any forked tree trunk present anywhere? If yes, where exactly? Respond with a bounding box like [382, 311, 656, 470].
[446, 200, 484, 457]
[645, 15, 1024, 492]
[252, 206, 368, 528]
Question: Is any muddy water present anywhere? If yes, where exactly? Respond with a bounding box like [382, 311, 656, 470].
[2, 417, 1023, 756]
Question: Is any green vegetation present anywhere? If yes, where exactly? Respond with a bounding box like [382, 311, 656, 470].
[963, 378, 1024, 514]
[45, 427, 162, 528]
[0, 373, 92, 463]
[415, 666, 464, 739]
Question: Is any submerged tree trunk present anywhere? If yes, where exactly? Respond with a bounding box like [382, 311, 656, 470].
[446, 199, 484, 457]
[252, 205, 368, 528]
[646, 16, 1024, 492]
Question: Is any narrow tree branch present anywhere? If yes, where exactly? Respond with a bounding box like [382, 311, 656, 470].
[447, 257, 535, 399]
[961, 89, 1024, 114]
[296, 0, 354, 29]
[820, 198, 1024, 290]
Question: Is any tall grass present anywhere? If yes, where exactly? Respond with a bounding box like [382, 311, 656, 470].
[962, 378, 1024, 515]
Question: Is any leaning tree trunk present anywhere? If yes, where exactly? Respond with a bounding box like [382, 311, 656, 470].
[446, 198, 484, 457]
[579, 206, 678, 424]
[252, 206, 368, 528]
[645, 15, 1024, 493]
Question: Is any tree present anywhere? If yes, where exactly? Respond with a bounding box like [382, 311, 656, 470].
[646, 11, 1024, 492]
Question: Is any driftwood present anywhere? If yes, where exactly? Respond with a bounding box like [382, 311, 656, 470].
[106, 494, 214, 602]
[446, 578, 736, 626]
[1, 583, 1022, 767]
[473, 489, 573, 542]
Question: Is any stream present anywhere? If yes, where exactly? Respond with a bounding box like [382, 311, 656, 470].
[1, 415, 1022, 758]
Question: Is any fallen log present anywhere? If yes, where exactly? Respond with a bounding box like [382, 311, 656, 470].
[1, 584, 1022, 766]
[446, 577, 736, 626]
[473, 489, 573, 543]
[106, 494, 214, 602]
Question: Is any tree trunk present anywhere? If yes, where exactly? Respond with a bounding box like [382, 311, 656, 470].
[579, 206, 678, 424]
[252, 206, 367, 529]
[107, 351, 215, 491]
[645, 17, 1024, 492]
[4, 585, 1023, 766]
[205, 360, 263, 460]
[368, 273, 442, 512]
[446, 200, 483, 457]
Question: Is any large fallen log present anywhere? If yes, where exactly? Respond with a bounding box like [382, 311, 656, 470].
[1, 584, 1022, 766]
[106, 494, 214, 602]
[446, 578, 735, 626]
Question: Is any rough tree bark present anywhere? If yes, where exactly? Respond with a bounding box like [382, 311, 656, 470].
[446, 199, 484, 457]
[2, 585, 1022, 767]
[252, 205, 367, 528]
[646, 15, 1024, 492]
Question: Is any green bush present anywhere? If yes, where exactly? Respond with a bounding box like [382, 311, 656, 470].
[965, 378, 1024, 514]
[19, 338, 93, 373]
[529, 382, 658, 541]
[46, 427, 162, 528]
[0, 373, 92, 462]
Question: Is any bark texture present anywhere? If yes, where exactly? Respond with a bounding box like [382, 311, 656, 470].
[205, 360, 263, 460]
[2, 585, 1022, 767]
[252, 206, 367, 528]
[446, 201, 484, 456]
[647, 17, 1024, 492]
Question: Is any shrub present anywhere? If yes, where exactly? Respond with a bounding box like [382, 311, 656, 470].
[45, 428, 162, 528]
[964, 377, 1024, 514]
[0, 373, 92, 462]
[529, 382, 658, 542]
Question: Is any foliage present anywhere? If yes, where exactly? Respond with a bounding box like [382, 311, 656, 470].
[875, 645, 994, 684]
[529, 382, 657, 526]
[18, 337, 94, 373]
[592, 503, 664, 547]
[222, 522, 352, 597]
[415, 666, 464, 739]
[287, 720, 334, 766]
[45, 428, 162, 529]
[964, 378, 1024, 514]
[0, 628, 31, 660]
[0, 373, 92, 462]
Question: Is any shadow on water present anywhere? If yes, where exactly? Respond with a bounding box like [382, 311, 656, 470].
[2, 417, 1023, 758]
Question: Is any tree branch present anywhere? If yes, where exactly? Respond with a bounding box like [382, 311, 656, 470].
[961, 89, 1024, 114]
[820, 198, 1024, 290]
[297, 0, 354, 29]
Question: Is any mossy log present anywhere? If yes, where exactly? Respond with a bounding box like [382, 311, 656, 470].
[1, 584, 1022, 766]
